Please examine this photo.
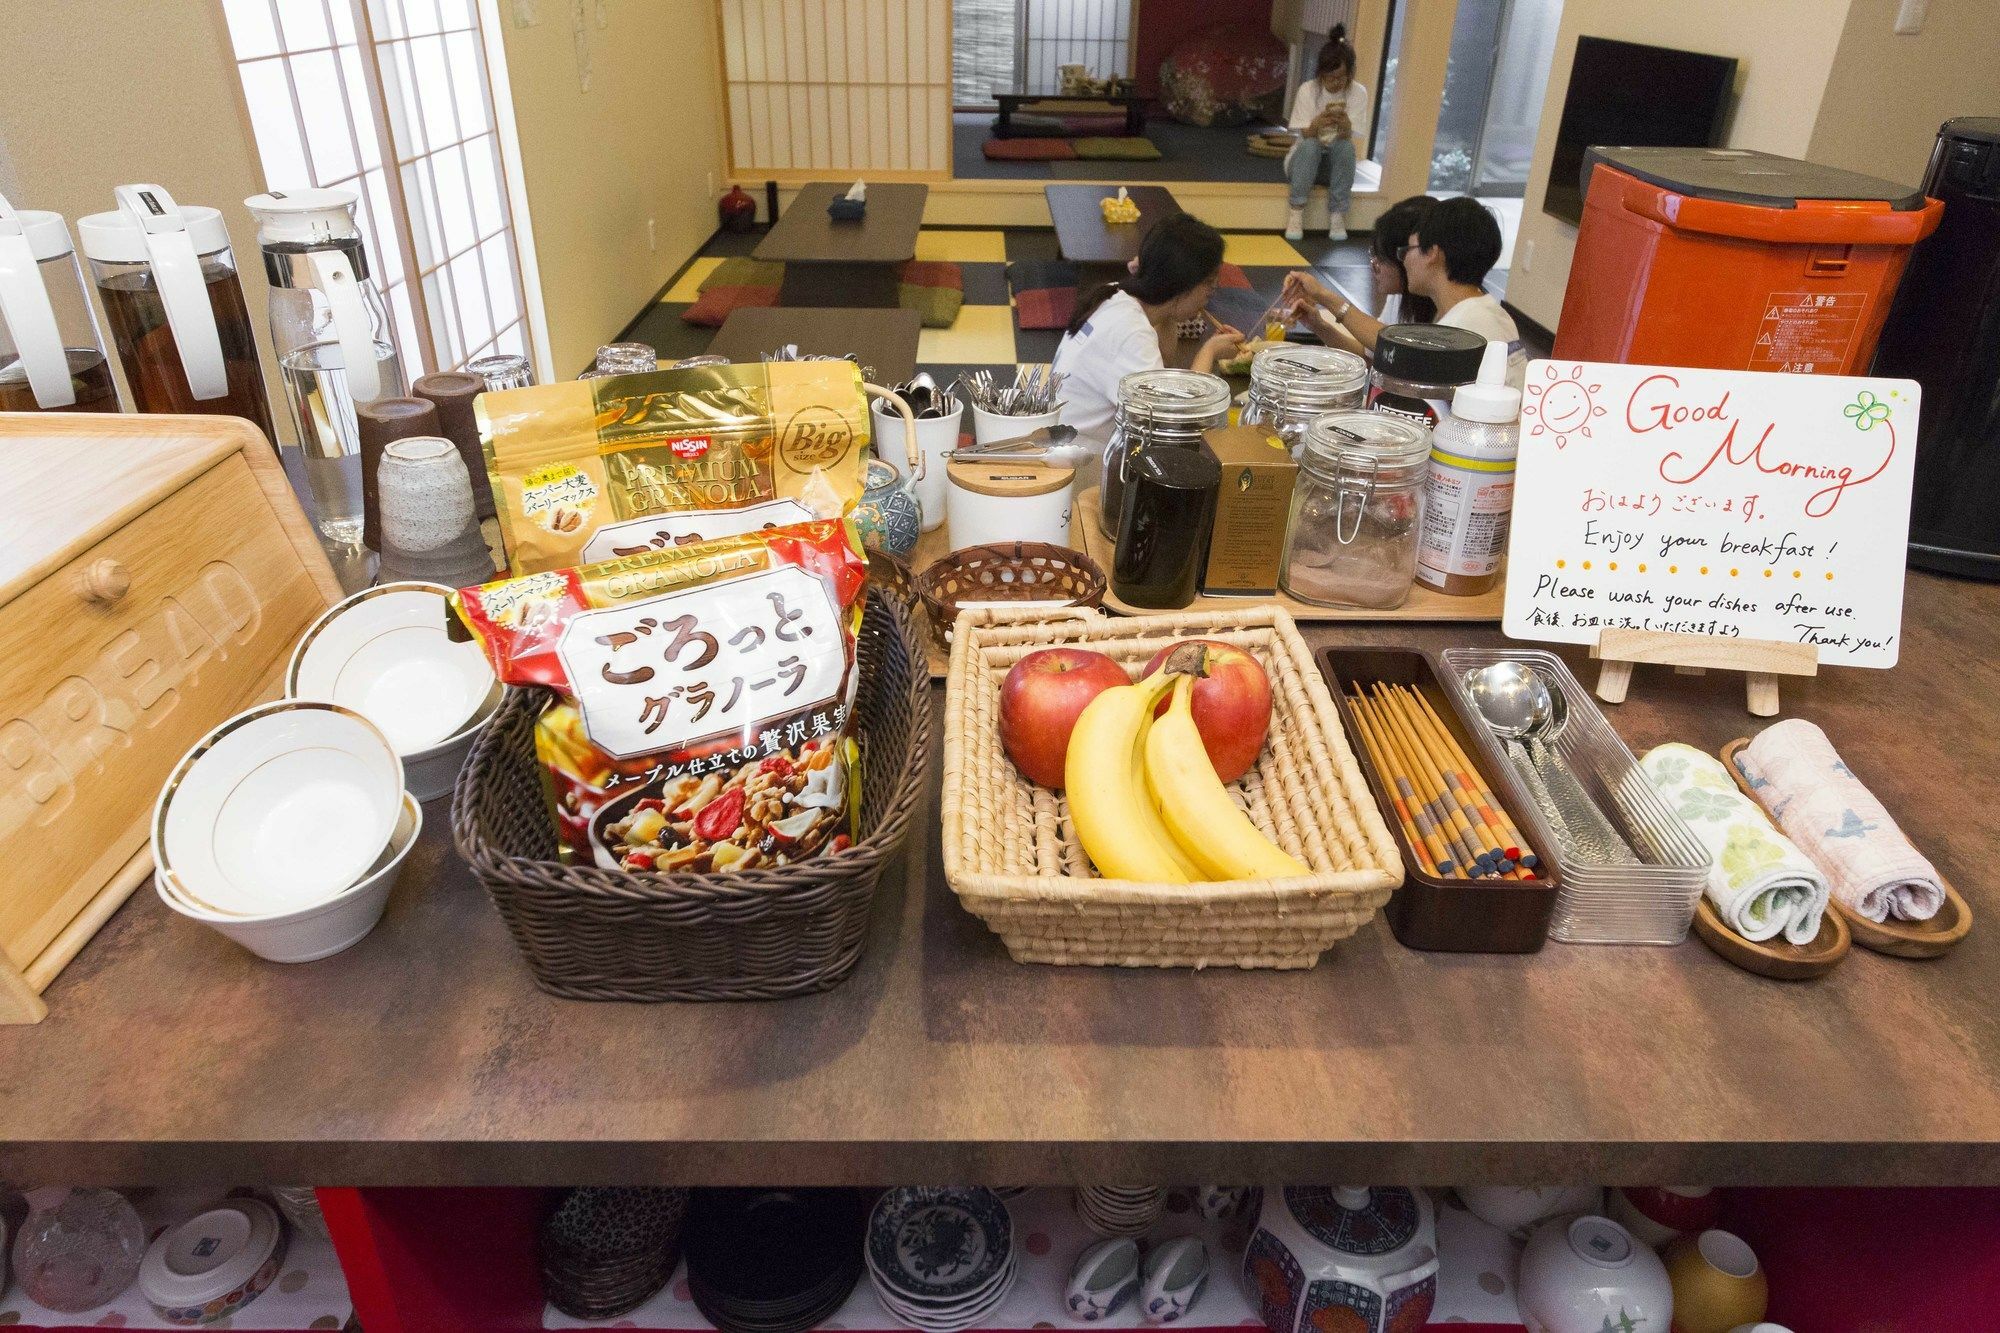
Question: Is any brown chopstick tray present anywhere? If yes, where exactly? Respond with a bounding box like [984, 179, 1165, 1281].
[1318, 645, 1562, 953]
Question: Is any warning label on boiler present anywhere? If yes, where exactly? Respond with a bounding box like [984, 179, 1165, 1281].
[1747, 291, 1867, 374]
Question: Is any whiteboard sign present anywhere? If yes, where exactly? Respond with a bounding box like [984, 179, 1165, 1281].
[1504, 361, 1919, 667]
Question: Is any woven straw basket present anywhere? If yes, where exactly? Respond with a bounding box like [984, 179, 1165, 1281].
[941, 604, 1403, 968]
[451, 587, 930, 1002]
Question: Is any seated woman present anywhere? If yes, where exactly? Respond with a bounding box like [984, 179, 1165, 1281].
[1050, 212, 1244, 476]
[1284, 27, 1369, 243]
[1279, 195, 1437, 358]
[1285, 196, 1524, 387]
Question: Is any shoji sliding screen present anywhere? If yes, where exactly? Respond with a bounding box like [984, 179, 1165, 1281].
[717, 0, 953, 178]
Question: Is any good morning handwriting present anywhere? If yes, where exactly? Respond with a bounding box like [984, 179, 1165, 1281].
[1629, 374, 1895, 518]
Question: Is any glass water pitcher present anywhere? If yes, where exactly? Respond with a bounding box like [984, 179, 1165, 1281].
[75, 184, 274, 434]
[247, 187, 406, 578]
[0, 192, 117, 412]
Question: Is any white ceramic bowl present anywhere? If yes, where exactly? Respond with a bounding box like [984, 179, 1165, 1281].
[1458, 1186, 1605, 1235]
[140, 1196, 287, 1325]
[287, 581, 497, 755]
[402, 679, 504, 802]
[154, 700, 403, 917]
[1517, 1215, 1673, 1333]
[157, 794, 420, 962]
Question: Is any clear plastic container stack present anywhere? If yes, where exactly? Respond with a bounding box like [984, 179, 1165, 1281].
[1440, 648, 1711, 945]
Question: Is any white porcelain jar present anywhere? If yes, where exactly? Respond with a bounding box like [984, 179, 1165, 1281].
[945, 459, 1075, 550]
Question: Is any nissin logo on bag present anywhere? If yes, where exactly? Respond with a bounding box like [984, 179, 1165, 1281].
[669, 434, 711, 460]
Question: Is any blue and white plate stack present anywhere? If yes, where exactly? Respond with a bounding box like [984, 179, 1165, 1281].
[865, 1188, 1018, 1332]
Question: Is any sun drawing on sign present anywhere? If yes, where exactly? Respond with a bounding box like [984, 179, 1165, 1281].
[1523, 362, 1606, 449]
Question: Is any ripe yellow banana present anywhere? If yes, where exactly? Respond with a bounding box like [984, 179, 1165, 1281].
[1146, 676, 1311, 881]
[1065, 670, 1198, 882]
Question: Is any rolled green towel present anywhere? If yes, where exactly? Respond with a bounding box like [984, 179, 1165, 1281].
[1642, 742, 1829, 944]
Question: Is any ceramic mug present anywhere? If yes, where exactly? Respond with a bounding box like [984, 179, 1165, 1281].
[1067, 1237, 1141, 1321]
[1608, 1187, 1720, 1250]
[1666, 1230, 1769, 1333]
[1195, 1186, 1252, 1221]
[1725, 1325, 1794, 1333]
[1140, 1236, 1210, 1325]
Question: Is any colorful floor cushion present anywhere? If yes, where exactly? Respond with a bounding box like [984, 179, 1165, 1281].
[682, 258, 962, 329]
[1007, 260, 1082, 331]
[1072, 136, 1163, 161]
[898, 261, 964, 328]
[1161, 23, 1288, 127]
[681, 257, 783, 326]
[1008, 261, 1252, 331]
[983, 137, 1079, 161]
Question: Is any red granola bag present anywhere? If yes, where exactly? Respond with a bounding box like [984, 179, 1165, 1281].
[452, 519, 869, 872]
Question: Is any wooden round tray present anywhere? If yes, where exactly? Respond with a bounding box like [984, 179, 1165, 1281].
[1720, 737, 1971, 960]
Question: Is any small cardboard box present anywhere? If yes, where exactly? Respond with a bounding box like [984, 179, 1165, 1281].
[1201, 424, 1297, 596]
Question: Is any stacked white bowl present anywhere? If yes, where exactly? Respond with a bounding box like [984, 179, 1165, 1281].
[153, 700, 419, 962]
[285, 581, 502, 801]
[1075, 1186, 1166, 1238]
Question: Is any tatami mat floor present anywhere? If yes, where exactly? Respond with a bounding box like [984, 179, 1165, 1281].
[622, 224, 1385, 382]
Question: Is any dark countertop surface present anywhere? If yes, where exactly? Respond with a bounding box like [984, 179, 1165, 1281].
[3, 573, 1996, 1187]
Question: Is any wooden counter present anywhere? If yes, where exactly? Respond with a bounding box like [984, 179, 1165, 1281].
[2, 572, 1996, 1188]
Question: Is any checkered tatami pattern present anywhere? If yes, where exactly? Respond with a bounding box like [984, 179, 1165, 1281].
[625, 225, 1371, 385]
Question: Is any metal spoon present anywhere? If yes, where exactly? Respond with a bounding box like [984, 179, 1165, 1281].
[1463, 663, 1634, 863]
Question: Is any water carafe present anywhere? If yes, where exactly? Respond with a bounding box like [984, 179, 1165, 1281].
[0, 192, 117, 412]
[76, 185, 273, 433]
[247, 188, 405, 579]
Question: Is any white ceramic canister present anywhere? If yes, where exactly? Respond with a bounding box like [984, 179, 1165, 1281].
[945, 459, 1075, 550]
[872, 395, 963, 531]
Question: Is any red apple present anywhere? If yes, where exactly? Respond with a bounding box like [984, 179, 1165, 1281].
[1143, 638, 1272, 782]
[999, 648, 1131, 788]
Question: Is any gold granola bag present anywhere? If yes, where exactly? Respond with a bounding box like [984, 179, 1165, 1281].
[478, 359, 871, 575]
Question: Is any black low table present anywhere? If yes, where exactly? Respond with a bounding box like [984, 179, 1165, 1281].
[754, 183, 929, 309]
[993, 89, 1149, 138]
[707, 307, 921, 386]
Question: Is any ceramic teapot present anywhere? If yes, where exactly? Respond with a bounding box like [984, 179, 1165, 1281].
[1242, 1186, 1438, 1333]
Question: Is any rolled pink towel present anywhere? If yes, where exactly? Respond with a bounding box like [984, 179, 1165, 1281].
[1734, 718, 1944, 923]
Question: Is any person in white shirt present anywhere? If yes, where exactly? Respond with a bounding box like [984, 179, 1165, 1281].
[1278, 195, 1437, 358]
[1284, 27, 1370, 243]
[1282, 196, 1525, 387]
[1051, 212, 1245, 472]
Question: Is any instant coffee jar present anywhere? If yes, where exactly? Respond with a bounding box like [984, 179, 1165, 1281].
[1369, 323, 1486, 429]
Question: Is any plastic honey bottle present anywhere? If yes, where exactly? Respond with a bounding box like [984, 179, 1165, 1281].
[1415, 340, 1519, 596]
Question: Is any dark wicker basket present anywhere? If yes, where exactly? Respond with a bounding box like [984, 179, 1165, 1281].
[450, 588, 931, 1002]
[913, 541, 1106, 657]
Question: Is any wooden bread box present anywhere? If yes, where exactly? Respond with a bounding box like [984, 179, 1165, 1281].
[1, 414, 342, 1023]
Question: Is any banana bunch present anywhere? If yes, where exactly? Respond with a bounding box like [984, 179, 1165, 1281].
[1065, 668, 1310, 883]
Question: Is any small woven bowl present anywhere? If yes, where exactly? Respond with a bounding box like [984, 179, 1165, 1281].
[914, 541, 1106, 656]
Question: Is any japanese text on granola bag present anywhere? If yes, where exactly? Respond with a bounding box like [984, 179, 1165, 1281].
[476, 359, 872, 574]
[453, 520, 869, 873]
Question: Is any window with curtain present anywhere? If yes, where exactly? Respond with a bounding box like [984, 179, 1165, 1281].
[219, 0, 532, 376]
